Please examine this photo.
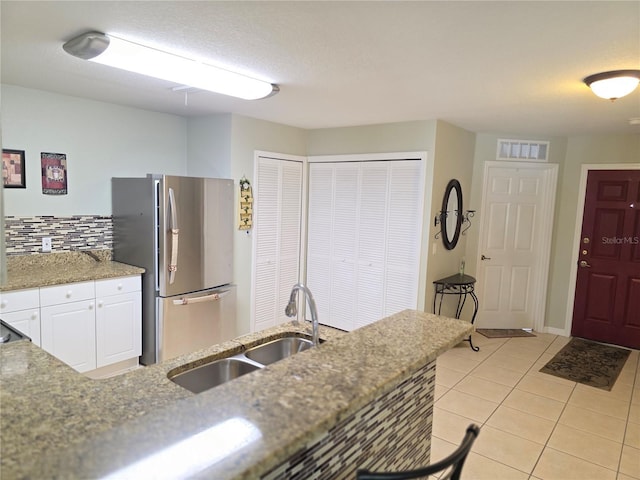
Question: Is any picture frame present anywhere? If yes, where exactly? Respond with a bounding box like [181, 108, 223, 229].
[2, 149, 26, 188]
[41, 152, 68, 195]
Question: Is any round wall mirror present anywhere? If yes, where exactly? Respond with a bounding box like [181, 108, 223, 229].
[441, 179, 463, 250]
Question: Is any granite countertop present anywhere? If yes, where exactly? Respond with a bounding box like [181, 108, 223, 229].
[0, 310, 473, 479]
[1, 251, 145, 291]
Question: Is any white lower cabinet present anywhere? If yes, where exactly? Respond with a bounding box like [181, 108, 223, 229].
[10, 276, 142, 374]
[41, 300, 97, 372]
[95, 277, 141, 367]
[1, 288, 41, 346]
[2, 309, 41, 346]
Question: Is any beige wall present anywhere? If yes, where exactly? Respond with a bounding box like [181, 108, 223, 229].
[428, 121, 476, 319]
[187, 114, 232, 178]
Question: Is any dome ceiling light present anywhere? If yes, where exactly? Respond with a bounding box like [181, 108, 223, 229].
[62, 31, 279, 100]
[583, 70, 640, 101]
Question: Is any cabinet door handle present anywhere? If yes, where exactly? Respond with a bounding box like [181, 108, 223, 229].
[97, 301, 104, 308]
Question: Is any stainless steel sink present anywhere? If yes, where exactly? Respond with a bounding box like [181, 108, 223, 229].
[244, 336, 313, 365]
[170, 358, 262, 394]
[169, 335, 319, 393]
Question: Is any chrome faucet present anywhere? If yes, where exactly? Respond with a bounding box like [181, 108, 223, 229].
[285, 283, 319, 347]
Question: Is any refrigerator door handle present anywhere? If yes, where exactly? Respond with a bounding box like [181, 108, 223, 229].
[172, 290, 231, 306]
[168, 187, 179, 284]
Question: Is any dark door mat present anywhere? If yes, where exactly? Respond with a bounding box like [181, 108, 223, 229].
[540, 338, 631, 391]
[476, 329, 536, 338]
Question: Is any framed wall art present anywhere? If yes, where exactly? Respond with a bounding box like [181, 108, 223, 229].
[2, 149, 26, 188]
[41, 152, 68, 195]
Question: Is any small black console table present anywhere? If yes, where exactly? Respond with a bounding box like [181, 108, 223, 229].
[433, 273, 479, 351]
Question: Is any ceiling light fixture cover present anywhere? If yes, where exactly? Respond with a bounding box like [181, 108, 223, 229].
[63, 31, 278, 100]
[583, 69, 640, 101]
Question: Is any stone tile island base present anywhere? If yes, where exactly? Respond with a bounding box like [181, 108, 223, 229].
[263, 360, 435, 479]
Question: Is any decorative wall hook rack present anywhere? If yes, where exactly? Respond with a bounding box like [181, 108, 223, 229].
[461, 210, 475, 235]
[434, 210, 448, 240]
[435, 209, 475, 239]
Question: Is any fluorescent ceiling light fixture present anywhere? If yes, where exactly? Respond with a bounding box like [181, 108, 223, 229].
[63, 31, 278, 100]
[100, 417, 262, 480]
[583, 70, 640, 101]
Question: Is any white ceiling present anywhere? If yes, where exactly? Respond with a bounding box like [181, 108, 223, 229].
[2, 1, 639, 136]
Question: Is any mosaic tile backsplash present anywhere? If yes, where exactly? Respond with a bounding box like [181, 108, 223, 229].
[4, 216, 113, 255]
[262, 360, 436, 480]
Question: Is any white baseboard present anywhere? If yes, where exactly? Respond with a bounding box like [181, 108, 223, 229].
[543, 326, 569, 337]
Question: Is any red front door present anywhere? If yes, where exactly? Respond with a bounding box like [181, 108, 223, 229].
[571, 169, 640, 349]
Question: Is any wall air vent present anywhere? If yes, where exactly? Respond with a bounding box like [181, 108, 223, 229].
[497, 139, 549, 162]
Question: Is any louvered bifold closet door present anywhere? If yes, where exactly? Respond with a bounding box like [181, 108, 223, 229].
[384, 161, 422, 316]
[306, 164, 339, 329]
[355, 163, 388, 329]
[307, 160, 423, 331]
[252, 158, 303, 332]
[327, 163, 358, 330]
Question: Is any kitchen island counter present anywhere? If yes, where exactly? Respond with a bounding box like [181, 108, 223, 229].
[0, 310, 472, 479]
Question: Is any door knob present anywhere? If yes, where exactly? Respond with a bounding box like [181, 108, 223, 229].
[481, 255, 491, 260]
[579, 260, 591, 268]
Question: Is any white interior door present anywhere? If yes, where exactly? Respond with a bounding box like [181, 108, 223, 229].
[476, 161, 557, 330]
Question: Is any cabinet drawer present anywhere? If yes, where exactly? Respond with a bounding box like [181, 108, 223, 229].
[95, 276, 141, 297]
[40, 281, 95, 307]
[0, 288, 40, 313]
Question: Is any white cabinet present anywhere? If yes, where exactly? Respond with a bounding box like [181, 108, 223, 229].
[41, 299, 97, 372]
[40, 281, 97, 373]
[0, 288, 41, 346]
[4, 276, 142, 374]
[95, 277, 141, 368]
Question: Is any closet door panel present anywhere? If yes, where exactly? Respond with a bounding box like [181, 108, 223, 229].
[333, 165, 359, 262]
[384, 269, 418, 317]
[252, 157, 303, 331]
[330, 259, 356, 331]
[254, 262, 277, 330]
[307, 164, 335, 326]
[306, 254, 333, 328]
[277, 163, 303, 322]
[384, 161, 422, 314]
[387, 161, 423, 269]
[358, 163, 388, 266]
[253, 161, 280, 330]
[356, 264, 384, 330]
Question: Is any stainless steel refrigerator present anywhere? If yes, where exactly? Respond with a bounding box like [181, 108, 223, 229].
[112, 174, 237, 365]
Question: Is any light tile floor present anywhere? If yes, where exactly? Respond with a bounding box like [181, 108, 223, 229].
[432, 332, 640, 480]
